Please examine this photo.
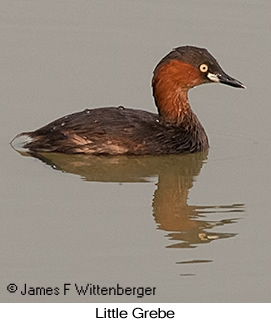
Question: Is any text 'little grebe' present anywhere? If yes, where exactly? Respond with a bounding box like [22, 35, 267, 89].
[11, 46, 245, 155]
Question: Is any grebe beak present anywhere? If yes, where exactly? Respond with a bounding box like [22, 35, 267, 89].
[207, 71, 246, 89]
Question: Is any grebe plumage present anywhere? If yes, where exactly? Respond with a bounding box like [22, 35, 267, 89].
[11, 46, 245, 155]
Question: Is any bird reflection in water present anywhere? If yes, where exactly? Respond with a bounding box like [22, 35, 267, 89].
[17, 150, 244, 251]
[151, 153, 244, 249]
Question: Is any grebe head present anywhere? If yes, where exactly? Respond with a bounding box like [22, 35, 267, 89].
[153, 45, 245, 90]
[152, 45, 245, 124]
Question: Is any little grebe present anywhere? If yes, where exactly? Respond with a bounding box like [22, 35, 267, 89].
[11, 46, 245, 155]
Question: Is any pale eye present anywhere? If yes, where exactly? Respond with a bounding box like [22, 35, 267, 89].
[199, 64, 208, 73]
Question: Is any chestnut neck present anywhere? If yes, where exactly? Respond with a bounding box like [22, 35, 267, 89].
[152, 59, 209, 152]
[152, 60, 202, 128]
[154, 85, 192, 126]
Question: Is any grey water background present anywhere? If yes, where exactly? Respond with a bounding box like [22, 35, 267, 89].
[1, 0, 270, 302]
